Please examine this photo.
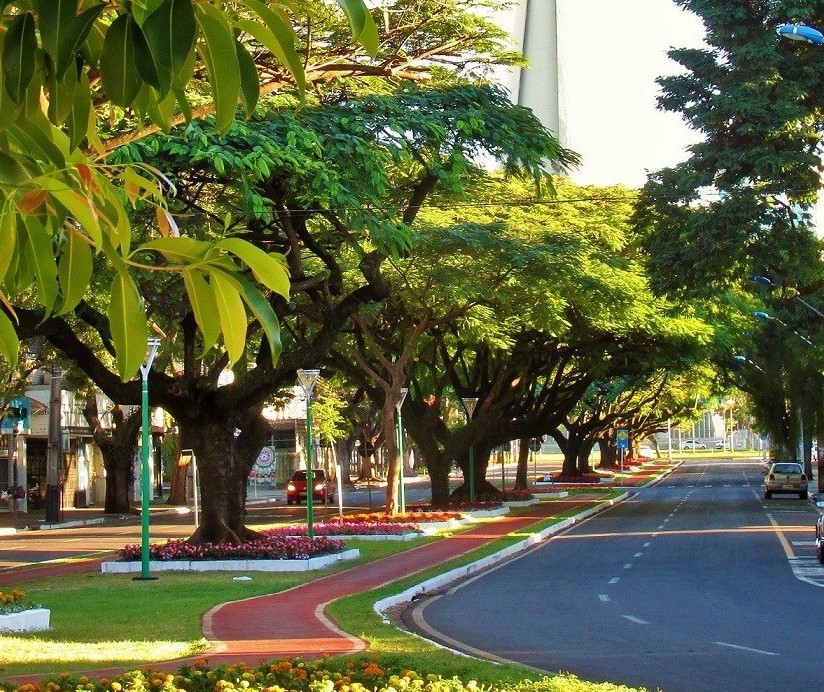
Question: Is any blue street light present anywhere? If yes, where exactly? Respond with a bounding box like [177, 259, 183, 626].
[777, 23, 824, 44]
[748, 275, 824, 319]
[753, 311, 814, 345]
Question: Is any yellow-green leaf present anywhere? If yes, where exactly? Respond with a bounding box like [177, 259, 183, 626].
[21, 216, 59, 313]
[0, 210, 15, 283]
[335, 0, 378, 57]
[57, 232, 93, 314]
[215, 238, 290, 298]
[49, 185, 102, 247]
[235, 274, 282, 365]
[108, 268, 148, 380]
[0, 307, 18, 370]
[100, 14, 142, 107]
[194, 4, 240, 134]
[181, 267, 220, 354]
[237, 5, 306, 94]
[208, 268, 247, 364]
[140, 236, 212, 262]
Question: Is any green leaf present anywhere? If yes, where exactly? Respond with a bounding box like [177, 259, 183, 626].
[65, 71, 92, 150]
[108, 268, 148, 380]
[40, 1, 106, 80]
[21, 216, 59, 313]
[215, 237, 290, 298]
[0, 151, 32, 185]
[2, 12, 37, 103]
[237, 1, 306, 93]
[194, 3, 240, 134]
[335, 0, 378, 57]
[235, 274, 282, 365]
[208, 267, 247, 363]
[140, 236, 212, 262]
[132, 19, 163, 93]
[57, 231, 92, 314]
[0, 210, 15, 283]
[142, 0, 196, 92]
[181, 267, 220, 355]
[100, 14, 142, 107]
[0, 309, 18, 370]
[235, 40, 259, 116]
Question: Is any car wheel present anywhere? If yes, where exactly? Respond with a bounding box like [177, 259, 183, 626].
[818, 545, 824, 565]
[287, 498, 293, 505]
[800, 491, 809, 500]
[328, 493, 335, 503]
[764, 491, 772, 499]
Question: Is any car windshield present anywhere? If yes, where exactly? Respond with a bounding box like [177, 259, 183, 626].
[772, 463, 802, 475]
[292, 470, 326, 481]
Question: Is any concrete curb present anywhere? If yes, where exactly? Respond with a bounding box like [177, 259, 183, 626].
[373, 492, 629, 616]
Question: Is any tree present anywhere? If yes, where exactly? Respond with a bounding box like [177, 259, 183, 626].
[0, 0, 379, 373]
[335, 177, 711, 502]
[16, 83, 572, 540]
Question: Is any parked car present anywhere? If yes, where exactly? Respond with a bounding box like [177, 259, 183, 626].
[286, 468, 335, 505]
[638, 444, 655, 460]
[816, 515, 824, 565]
[714, 440, 725, 450]
[763, 461, 808, 500]
[682, 439, 706, 450]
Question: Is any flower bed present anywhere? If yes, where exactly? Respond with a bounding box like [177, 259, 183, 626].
[0, 589, 49, 633]
[118, 535, 346, 561]
[13, 653, 633, 692]
[535, 472, 606, 484]
[346, 510, 463, 523]
[264, 521, 420, 537]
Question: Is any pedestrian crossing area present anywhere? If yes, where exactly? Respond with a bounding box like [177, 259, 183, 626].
[789, 556, 824, 587]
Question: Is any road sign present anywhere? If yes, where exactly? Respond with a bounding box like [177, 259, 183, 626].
[616, 428, 629, 449]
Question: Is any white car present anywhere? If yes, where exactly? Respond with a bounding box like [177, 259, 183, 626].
[638, 445, 655, 459]
[682, 439, 706, 450]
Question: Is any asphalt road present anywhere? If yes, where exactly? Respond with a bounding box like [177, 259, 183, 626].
[409, 458, 824, 692]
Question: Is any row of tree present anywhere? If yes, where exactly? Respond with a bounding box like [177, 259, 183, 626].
[7, 0, 824, 545]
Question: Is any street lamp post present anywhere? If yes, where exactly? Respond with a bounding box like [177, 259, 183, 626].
[395, 387, 408, 514]
[461, 397, 478, 502]
[137, 337, 161, 581]
[297, 369, 320, 538]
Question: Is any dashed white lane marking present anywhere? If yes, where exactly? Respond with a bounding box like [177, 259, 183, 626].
[792, 541, 816, 547]
[643, 542, 651, 548]
[634, 552, 642, 558]
[623, 615, 649, 625]
[609, 577, 620, 584]
[623, 563, 632, 569]
[599, 594, 610, 602]
[713, 641, 779, 656]
[657, 525, 665, 530]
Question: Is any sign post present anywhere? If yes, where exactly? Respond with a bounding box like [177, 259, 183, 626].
[616, 428, 629, 472]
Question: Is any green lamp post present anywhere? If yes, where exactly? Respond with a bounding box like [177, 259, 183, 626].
[136, 337, 161, 581]
[396, 387, 408, 513]
[297, 369, 320, 539]
[462, 397, 478, 502]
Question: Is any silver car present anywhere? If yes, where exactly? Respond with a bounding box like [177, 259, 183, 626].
[763, 461, 808, 500]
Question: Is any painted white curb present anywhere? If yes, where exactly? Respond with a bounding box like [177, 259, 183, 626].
[101, 548, 360, 573]
[0, 608, 50, 632]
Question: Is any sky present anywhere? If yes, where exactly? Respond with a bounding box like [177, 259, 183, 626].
[555, 1, 707, 188]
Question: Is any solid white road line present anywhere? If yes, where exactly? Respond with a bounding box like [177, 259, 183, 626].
[713, 641, 779, 656]
[622, 615, 649, 625]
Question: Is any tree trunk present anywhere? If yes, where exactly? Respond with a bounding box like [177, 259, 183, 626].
[82, 397, 141, 514]
[515, 438, 530, 490]
[178, 410, 269, 545]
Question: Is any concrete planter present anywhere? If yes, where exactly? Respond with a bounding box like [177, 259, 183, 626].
[0, 608, 50, 633]
[100, 549, 360, 574]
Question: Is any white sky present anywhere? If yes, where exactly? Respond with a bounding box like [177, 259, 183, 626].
[556, 1, 707, 187]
